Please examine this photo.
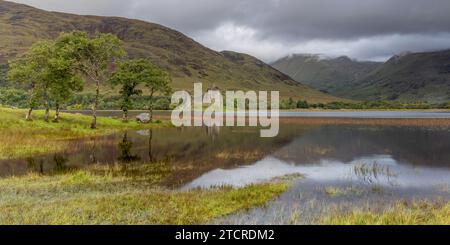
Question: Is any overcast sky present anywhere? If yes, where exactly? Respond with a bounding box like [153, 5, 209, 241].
[9, 0, 450, 62]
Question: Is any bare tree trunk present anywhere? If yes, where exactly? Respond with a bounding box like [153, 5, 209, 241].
[26, 84, 36, 121]
[148, 89, 155, 123]
[26, 108, 33, 121]
[91, 80, 99, 129]
[122, 109, 128, 122]
[89, 137, 97, 164]
[149, 105, 154, 123]
[53, 103, 60, 122]
[148, 129, 153, 162]
[39, 160, 44, 174]
[44, 100, 50, 122]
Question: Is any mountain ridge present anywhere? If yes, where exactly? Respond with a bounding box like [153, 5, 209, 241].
[345, 49, 450, 102]
[0, 0, 344, 102]
[272, 54, 381, 94]
[273, 51, 450, 103]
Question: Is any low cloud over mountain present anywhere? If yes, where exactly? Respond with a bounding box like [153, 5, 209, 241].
[10, 0, 450, 62]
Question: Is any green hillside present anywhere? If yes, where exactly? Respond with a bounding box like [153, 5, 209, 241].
[0, 0, 343, 103]
[343, 50, 450, 103]
[273, 51, 450, 103]
[272, 54, 381, 94]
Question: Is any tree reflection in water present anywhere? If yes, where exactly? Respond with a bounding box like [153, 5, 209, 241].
[118, 132, 140, 163]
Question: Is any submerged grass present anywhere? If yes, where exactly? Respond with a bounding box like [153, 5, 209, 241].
[320, 201, 450, 225]
[0, 107, 171, 159]
[0, 162, 288, 225]
[324, 186, 364, 197]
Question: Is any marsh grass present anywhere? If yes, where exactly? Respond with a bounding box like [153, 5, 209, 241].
[320, 200, 450, 225]
[352, 162, 397, 185]
[272, 173, 305, 182]
[0, 161, 288, 224]
[437, 184, 450, 193]
[324, 186, 364, 197]
[0, 107, 170, 159]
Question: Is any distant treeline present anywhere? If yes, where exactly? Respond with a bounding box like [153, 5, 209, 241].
[2, 87, 449, 110]
[280, 98, 450, 110]
[0, 64, 8, 87]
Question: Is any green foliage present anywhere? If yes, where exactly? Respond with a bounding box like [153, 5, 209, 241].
[3, 31, 175, 116]
[0, 88, 28, 108]
[108, 58, 172, 121]
[3, 91, 449, 111]
[7, 38, 85, 118]
[309, 101, 439, 110]
[136, 59, 172, 103]
[105, 59, 173, 120]
[55, 31, 126, 127]
[280, 97, 297, 109]
[297, 100, 309, 109]
[46, 56, 84, 109]
[0, 64, 8, 87]
[108, 59, 170, 117]
[55, 31, 126, 82]
[8, 41, 54, 110]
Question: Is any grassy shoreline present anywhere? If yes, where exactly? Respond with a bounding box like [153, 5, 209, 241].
[0, 162, 287, 224]
[0, 107, 171, 160]
[0, 107, 288, 224]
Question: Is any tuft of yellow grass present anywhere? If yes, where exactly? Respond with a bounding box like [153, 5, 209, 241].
[320, 200, 450, 225]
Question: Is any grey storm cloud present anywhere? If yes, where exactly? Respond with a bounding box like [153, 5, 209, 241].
[9, 0, 450, 62]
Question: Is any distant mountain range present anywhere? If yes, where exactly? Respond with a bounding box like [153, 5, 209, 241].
[0, 0, 342, 103]
[272, 54, 381, 94]
[346, 50, 450, 102]
[273, 51, 450, 103]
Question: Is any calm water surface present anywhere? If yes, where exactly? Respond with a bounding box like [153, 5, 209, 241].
[3, 110, 449, 223]
[66, 110, 450, 119]
[1, 111, 450, 191]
